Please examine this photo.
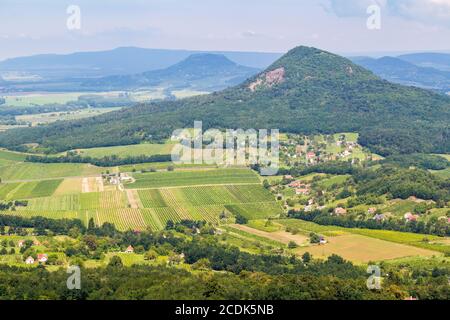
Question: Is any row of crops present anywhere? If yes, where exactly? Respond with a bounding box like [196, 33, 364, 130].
[0, 179, 62, 201]
[137, 185, 276, 208]
[129, 168, 260, 189]
[22, 191, 128, 211]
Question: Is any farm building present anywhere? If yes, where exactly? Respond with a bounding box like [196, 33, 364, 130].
[333, 207, 347, 216]
[37, 254, 48, 263]
[125, 245, 134, 253]
[296, 187, 310, 196]
[404, 213, 419, 222]
[25, 256, 35, 264]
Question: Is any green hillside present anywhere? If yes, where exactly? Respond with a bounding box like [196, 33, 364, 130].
[0, 46, 449, 155]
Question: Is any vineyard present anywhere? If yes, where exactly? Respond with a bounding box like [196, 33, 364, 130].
[128, 168, 260, 189]
[0, 167, 282, 232]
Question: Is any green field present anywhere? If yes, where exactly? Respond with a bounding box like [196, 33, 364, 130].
[0, 179, 62, 200]
[2, 92, 84, 107]
[128, 168, 260, 189]
[76, 142, 175, 158]
[16, 108, 121, 126]
[2, 167, 279, 231]
[225, 203, 283, 220]
[0, 163, 104, 181]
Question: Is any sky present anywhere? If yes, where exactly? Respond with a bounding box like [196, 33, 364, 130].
[0, 0, 450, 60]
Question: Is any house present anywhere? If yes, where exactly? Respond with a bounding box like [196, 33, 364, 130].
[373, 214, 386, 222]
[25, 256, 35, 264]
[404, 213, 419, 222]
[37, 254, 48, 263]
[304, 205, 314, 212]
[284, 175, 294, 180]
[288, 180, 303, 188]
[333, 207, 347, 216]
[319, 237, 327, 245]
[308, 199, 315, 205]
[33, 240, 41, 246]
[306, 152, 316, 160]
[125, 245, 134, 253]
[296, 188, 310, 196]
[368, 207, 377, 215]
[18, 240, 25, 248]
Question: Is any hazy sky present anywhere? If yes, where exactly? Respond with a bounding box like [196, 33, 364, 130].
[1, 0, 450, 60]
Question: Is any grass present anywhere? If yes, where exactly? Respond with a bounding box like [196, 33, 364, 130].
[221, 225, 286, 248]
[128, 168, 260, 189]
[16, 108, 120, 126]
[76, 142, 175, 158]
[0, 179, 62, 200]
[317, 175, 350, 188]
[0, 163, 104, 181]
[278, 219, 450, 255]
[3, 92, 84, 107]
[431, 168, 450, 179]
[225, 203, 283, 220]
[295, 234, 438, 263]
[118, 162, 215, 173]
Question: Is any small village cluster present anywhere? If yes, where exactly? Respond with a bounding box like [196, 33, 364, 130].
[280, 134, 362, 166]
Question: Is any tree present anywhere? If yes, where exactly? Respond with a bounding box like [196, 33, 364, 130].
[144, 249, 158, 261]
[288, 241, 298, 249]
[309, 233, 321, 244]
[87, 218, 96, 231]
[108, 256, 123, 268]
[302, 252, 311, 264]
[235, 214, 248, 225]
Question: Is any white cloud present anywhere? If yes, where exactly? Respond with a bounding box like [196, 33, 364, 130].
[324, 0, 450, 27]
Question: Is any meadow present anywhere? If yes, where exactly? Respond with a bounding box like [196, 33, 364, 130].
[0, 163, 104, 181]
[294, 234, 438, 263]
[76, 142, 175, 158]
[16, 108, 121, 126]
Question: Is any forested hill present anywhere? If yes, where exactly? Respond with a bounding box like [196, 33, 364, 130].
[1, 46, 449, 155]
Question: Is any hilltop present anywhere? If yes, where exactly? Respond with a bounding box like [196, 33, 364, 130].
[0, 46, 449, 155]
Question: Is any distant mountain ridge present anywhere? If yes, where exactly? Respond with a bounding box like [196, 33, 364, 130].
[0, 47, 282, 80]
[351, 56, 450, 92]
[1, 46, 449, 156]
[82, 53, 260, 92]
[398, 53, 450, 72]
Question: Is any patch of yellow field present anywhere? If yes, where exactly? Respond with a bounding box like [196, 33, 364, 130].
[53, 178, 82, 195]
[295, 234, 439, 263]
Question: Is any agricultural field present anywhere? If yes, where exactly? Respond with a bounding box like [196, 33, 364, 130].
[294, 234, 438, 263]
[0, 163, 104, 181]
[118, 162, 215, 173]
[1, 92, 85, 107]
[128, 168, 260, 189]
[227, 224, 308, 246]
[76, 142, 175, 158]
[16, 108, 120, 127]
[0, 179, 62, 200]
[278, 219, 450, 256]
